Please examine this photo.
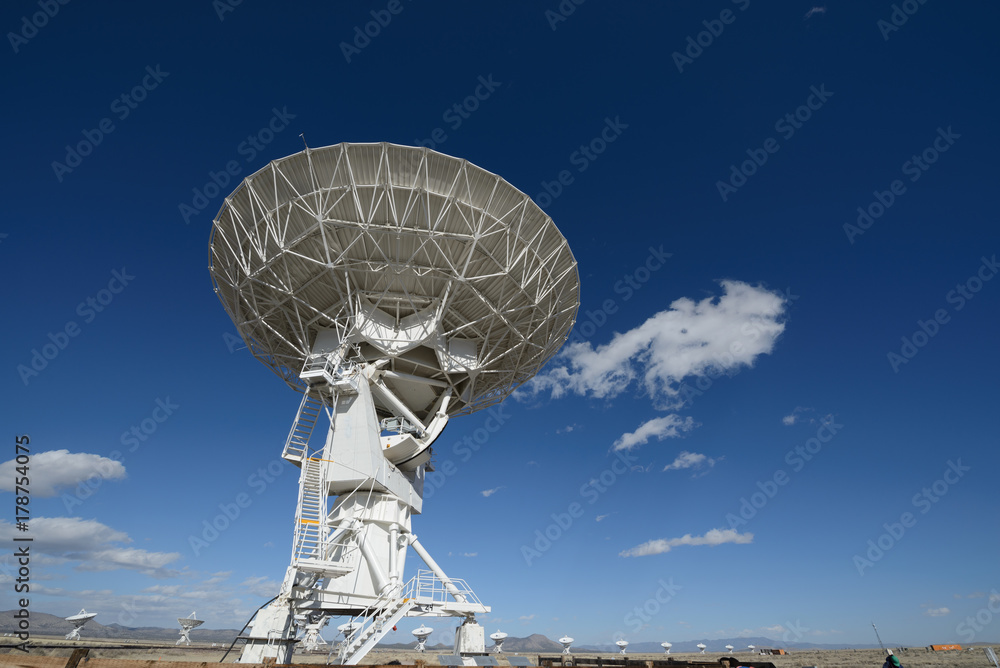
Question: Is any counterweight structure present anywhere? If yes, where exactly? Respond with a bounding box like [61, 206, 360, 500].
[209, 143, 579, 664]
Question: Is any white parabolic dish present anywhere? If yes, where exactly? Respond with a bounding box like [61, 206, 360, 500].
[210, 142, 580, 420]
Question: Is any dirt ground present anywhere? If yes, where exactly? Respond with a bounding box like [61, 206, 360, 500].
[2, 638, 994, 668]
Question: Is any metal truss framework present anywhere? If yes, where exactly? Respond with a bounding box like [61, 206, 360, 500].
[210, 142, 579, 420]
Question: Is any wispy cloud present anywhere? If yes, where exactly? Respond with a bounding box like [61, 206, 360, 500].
[924, 607, 950, 617]
[460, 552, 478, 557]
[663, 451, 719, 473]
[0, 516, 179, 577]
[481, 486, 504, 498]
[520, 281, 787, 408]
[781, 406, 815, 426]
[803, 6, 826, 19]
[614, 415, 695, 451]
[241, 575, 281, 598]
[620, 528, 753, 557]
[596, 513, 612, 522]
[0, 450, 126, 496]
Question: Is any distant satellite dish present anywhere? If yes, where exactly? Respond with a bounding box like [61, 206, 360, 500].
[558, 636, 574, 655]
[616, 640, 629, 655]
[64, 609, 97, 641]
[660, 642, 672, 655]
[489, 630, 507, 654]
[725, 644, 734, 653]
[338, 622, 362, 640]
[697, 643, 707, 654]
[176, 612, 205, 646]
[300, 613, 330, 651]
[748, 644, 756, 652]
[412, 625, 434, 653]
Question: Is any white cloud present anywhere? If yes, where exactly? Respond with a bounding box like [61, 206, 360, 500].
[481, 486, 504, 497]
[613, 415, 695, 451]
[241, 575, 281, 598]
[142, 584, 183, 596]
[804, 6, 827, 19]
[781, 406, 815, 426]
[0, 516, 179, 577]
[595, 513, 612, 522]
[620, 528, 754, 557]
[518, 614, 535, 621]
[0, 449, 126, 497]
[460, 552, 478, 557]
[522, 281, 786, 408]
[663, 451, 718, 472]
[924, 607, 950, 617]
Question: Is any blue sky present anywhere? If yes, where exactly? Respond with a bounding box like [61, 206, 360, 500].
[2, 0, 998, 650]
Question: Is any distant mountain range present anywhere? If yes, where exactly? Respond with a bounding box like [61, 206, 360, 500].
[0, 611, 959, 652]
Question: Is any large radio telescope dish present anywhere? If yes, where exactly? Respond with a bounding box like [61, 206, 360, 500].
[210, 142, 579, 419]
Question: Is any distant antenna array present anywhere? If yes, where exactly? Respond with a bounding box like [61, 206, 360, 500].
[489, 630, 508, 654]
[660, 642, 672, 655]
[64, 609, 97, 641]
[696, 643, 707, 654]
[558, 636, 574, 655]
[615, 640, 629, 655]
[412, 626, 434, 653]
[176, 612, 204, 646]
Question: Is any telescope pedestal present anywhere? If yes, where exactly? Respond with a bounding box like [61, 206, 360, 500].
[238, 362, 488, 665]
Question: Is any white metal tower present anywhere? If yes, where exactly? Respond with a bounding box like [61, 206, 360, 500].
[209, 143, 579, 665]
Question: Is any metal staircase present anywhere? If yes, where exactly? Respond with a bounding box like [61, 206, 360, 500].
[292, 458, 326, 565]
[282, 390, 325, 462]
[336, 581, 418, 665]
